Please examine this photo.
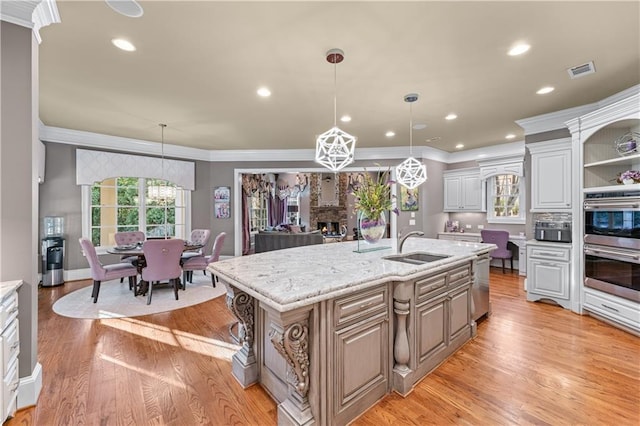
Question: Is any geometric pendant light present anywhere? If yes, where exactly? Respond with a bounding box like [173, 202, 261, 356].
[315, 48, 356, 172]
[396, 93, 427, 189]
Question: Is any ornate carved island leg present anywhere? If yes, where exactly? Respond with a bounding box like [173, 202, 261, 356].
[225, 284, 258, 387]
[267, 307, 315, 426]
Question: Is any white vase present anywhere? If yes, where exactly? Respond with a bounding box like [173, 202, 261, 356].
[622, 178, 635, 185]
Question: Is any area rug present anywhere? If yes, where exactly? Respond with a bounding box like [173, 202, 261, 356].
[52, 274, 226, 319]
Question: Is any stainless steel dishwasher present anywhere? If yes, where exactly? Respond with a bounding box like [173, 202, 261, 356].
[472, 253, 491, 321]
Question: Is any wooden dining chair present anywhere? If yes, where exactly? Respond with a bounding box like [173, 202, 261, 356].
[79, 238, 138, 303]
[181, 232, 226, 287]
[140, 239, 184, 305]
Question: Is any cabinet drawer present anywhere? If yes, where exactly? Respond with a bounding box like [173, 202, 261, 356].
[334, 286, 388, 328]
[416, 272, 447, 303]
[0, 291, 18, 331]
[2, 320, 19, 376]
[448, 265, 471, 287]
[583, 288, 640, 329]
[3, 357, 19, 418]
[528, 245, 570, 262]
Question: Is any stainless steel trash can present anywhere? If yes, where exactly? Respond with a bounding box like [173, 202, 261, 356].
[42, 236, 64, 287]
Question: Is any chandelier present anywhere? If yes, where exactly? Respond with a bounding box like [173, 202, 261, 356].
[396, 93, 427, 189]
[315, 48, 356, 172]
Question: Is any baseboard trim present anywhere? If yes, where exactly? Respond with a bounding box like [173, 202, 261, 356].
[17, 362, 42, 409]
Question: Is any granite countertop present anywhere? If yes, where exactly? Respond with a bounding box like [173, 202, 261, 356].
[0, 280, 23, 300]
[208, 238, 496, 312]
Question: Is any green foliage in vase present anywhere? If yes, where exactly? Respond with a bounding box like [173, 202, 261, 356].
[352, 168, 398, 219]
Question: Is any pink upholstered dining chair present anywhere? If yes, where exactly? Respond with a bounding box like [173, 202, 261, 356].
[182, 232, 226, 287]
[79, 238, 138, 303]
[114, 231, 146, 281]
[181, 229, 211, 259]
[140, 239, 184, 305]
[480, 229, 513, 273]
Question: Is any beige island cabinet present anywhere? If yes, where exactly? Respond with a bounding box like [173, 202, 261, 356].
[208, 238, 495, 425]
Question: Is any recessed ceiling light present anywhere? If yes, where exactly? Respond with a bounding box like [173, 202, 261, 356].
[505, 133, 516, 139]
[111, 38, 136, 52]
[340, 115, 351, 123]
[105, 0, 144, 18]
[413, 123, 427, 130]
[508, 43, 530, 56]
[445, 113, 457, 121]
[536, 86, 555, 95]
[385, 131, 395, 138]
[477, 154, 487, 158]
[455, 143, 464, 149]
[257, 87, 271, 97]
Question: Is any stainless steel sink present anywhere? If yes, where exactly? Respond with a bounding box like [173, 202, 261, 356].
[383, 252, 451, 265]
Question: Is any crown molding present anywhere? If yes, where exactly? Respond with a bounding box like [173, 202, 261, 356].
[517, 84, 640, 136]
[42, 123, 479, 164]
[446, 140, 525, 164]
[515, 104, 598, 135]
[565, 88, 640, 137]
[0, 0, 60, 44]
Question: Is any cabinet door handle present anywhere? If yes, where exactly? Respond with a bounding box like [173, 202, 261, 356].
[10, 341, 19, 350]
[601, 304, 619, 313]
[359, 301, 375, 309]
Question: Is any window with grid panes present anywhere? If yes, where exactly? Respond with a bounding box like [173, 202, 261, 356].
[487, 174, 525, 224]
[250, 193, 268, 231]
[89, 177, 187, 246]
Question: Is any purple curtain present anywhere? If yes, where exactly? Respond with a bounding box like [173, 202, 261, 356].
[241, 190, 251, 255]
[268, 193, 286, 226]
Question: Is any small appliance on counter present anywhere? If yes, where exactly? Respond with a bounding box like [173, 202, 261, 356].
[533, 213, 572, 243]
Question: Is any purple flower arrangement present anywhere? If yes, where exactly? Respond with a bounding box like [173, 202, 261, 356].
[619, 170, 640, 184]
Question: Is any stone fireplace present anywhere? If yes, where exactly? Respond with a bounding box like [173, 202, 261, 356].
[310, 173, 348, 235]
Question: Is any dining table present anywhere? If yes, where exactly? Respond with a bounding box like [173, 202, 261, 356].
[107, 241, 204, 296]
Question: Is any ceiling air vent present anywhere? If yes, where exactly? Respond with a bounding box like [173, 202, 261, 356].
[567, 61, 596, 79]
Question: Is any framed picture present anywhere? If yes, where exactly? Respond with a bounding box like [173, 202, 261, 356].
[214, 186, 230, 201]
[400, 187, 419, 211]
[214, 186, 231, 218]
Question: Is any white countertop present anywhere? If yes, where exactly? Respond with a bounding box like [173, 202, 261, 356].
[0, 280, 22, 300]
[208, 238, 496, 312]
[438, 232, 526, 241]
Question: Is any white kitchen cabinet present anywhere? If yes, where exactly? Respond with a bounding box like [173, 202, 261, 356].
[583, 287, 640, 335]
[437, 233, 482, 243]
[0, 281, 21, 423]
[526, 241, 571, 309]
[528, 138, 572, 211]
[443, 169, 485, 212]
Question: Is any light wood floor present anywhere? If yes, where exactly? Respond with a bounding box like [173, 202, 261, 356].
[7, 269, 639, 425]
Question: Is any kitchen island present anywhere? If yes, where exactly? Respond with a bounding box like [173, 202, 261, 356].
[208, 237, 495, 425]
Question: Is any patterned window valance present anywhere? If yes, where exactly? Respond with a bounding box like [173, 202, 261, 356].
[76, 149, 195, 190]
[241, 173, 310, 199]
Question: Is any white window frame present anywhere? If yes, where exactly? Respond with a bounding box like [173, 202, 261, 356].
[486, 174, 526, 224]
[81, 180, 191, 255]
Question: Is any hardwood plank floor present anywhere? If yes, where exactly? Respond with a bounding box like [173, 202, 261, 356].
[7, 268, 639, 425]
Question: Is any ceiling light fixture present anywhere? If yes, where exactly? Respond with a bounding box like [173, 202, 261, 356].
[505, 133, 516, 139]
[105, 0, 144, 18]
[315, 48, 356, 172]
[111, 38, 136, 52]
[257, 87, 271, 97]
[536, 86, 555, 95]
[455, 143, 464, 149]
[340, 115, 352, 122]
[396, 93, 427, 190]
[413, 123, 427, 130]
[508, 43, 530, 56]
[445, 113, 457, 120]
[385, 131, 395, 138]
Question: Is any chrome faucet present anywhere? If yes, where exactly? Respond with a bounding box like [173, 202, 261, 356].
[398, 230, 425, 253]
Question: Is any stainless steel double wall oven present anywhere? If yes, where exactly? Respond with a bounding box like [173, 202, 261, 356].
[583, 190, 640, 302]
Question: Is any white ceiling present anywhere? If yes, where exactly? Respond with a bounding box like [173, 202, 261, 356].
[37, 1, 640, 153]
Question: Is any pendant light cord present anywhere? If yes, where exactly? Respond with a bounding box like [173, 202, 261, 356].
[159, 123, 167, 239]
[333, 61, 337, 127]
[409, 102, 413, 156]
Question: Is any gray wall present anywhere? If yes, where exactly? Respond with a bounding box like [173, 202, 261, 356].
[41, 147, 448, 268]
[1, 21, 39, 381]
